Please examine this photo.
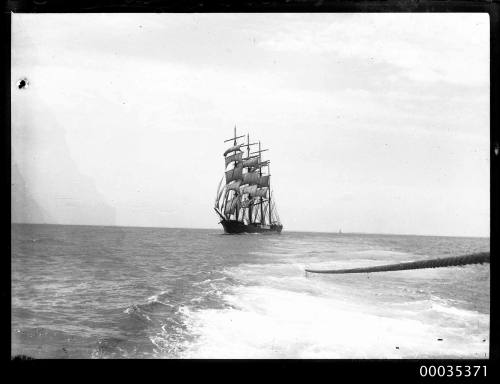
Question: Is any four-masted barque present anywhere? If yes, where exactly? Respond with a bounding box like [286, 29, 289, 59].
[214, 127, 283, 234]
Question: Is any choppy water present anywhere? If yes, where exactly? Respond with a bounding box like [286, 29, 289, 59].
[11, 224, 489, 359]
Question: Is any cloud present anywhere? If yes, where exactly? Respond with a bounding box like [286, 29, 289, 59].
[257, 13, 489, 87]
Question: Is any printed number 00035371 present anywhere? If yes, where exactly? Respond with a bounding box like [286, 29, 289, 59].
[419, 365, 486, 377]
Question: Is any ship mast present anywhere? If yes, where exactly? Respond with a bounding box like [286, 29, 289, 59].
[268, 162, 272, 225]
[233, 126, 239, 222]
[259, 141, 264, 225]
[247, 133, 252, 224]
[223, 125, 244, 221]
[249, 142, 269, 225]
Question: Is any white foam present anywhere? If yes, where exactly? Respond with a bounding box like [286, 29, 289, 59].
[170, 243, 489, 359]
[146, 290, 171, 305]
[354, 250, 413, 258]
[192, 277, 228, 286]
[179, 282, 488, 359]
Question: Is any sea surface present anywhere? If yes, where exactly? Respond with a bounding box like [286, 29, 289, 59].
[11, 224, 490, 359]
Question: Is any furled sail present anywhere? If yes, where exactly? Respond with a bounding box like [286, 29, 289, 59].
[243, 171, 260, 185]
[258, 175, 270, 187]
[240, 184, 258, 196]
[225, 152, 243, 167]
[242, 157, 259, 168]
[225, 164, 243, 184]
[223, 144, 243, 156]
[254, 187, 268, 198]
[226, 179, 242, 191]
[224, 195, 240, 215]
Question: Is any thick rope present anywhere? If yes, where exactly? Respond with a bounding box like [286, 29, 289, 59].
[305, 252, 490, 275]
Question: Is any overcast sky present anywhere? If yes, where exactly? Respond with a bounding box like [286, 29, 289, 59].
[11, 13, 489, 236]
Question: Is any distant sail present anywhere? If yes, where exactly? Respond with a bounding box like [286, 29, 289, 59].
[227, 179, 242, 191]
[225, 164, 243, 184]
[243, 171, 260, 185]
[225, 152, 243, 167]
[258, 175, 270, 187]
[223, 144, 243, 156]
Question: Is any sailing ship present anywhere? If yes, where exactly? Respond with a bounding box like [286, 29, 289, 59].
[214, 127, 283, 234]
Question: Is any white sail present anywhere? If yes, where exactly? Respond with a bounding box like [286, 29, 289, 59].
[257, 160, 270, 168]
[254, 187, 268, 198]
[225, 152, 243, 167]
[240, 184, 258, 196]
[225, 164, 243, 184]
[224, 195, 240, 215]
[215, 176, 224, 206]
[242, 157, 259, 168]
[227, 179, 242, 191]
[215, 177, 225, 208]
[240, 197, 253, 208]
[258, 175, 270, 187]
[243, 171, 260, 185]
[223, 144, 243, 156]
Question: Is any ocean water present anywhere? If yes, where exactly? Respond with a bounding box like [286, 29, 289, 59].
[11, 224, 490, 359]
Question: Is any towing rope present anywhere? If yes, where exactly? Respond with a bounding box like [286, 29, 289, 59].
[305, 252, 490, 275]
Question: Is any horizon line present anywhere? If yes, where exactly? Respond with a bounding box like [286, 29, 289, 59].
[11, 222, 490, 239]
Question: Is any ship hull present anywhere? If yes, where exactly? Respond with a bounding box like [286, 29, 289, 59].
[220, 220, 282, 234]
